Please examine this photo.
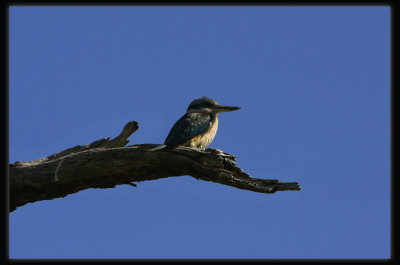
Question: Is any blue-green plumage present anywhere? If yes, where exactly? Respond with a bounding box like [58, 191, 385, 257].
[162, 97, 240, 149]
[164, 112, 215, 147]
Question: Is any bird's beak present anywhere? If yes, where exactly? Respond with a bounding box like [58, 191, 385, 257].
[213, 105, 241, 112]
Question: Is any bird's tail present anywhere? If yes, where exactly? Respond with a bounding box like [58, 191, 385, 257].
[148, 144, 167, 151]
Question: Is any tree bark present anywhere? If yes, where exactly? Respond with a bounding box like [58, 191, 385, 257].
[9, 121, 301, 212]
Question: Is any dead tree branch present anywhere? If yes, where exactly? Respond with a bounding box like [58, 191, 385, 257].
[9, 121, 301, 212]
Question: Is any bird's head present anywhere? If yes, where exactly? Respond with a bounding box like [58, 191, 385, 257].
[186, 96, 240, 113]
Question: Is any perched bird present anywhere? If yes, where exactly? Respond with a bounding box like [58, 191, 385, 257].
[151, 96, 240, 151]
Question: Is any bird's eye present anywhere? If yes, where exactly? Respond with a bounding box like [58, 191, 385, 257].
[205, 102, 214, 107]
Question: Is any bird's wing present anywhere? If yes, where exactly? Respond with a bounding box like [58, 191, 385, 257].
[164, 112, 212, 147]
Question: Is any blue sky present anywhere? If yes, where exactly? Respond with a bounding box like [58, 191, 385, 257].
[9, 6, 390, 259]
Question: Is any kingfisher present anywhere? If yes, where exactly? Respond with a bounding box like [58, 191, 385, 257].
[151, 97, 240, 151]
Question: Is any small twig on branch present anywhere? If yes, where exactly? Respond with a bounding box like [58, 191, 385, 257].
[9, 121, 300, 212]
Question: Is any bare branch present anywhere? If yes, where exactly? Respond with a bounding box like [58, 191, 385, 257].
[9, 121, 300, 212]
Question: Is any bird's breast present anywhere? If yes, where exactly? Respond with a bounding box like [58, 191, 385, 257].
[189, 116, 218, 149]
